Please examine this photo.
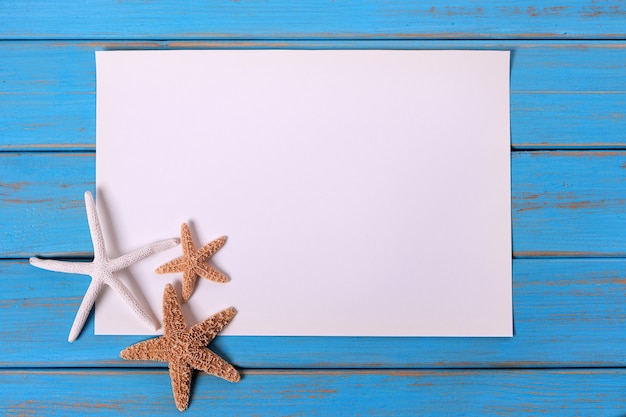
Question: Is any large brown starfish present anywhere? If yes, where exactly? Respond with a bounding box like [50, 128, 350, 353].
[156, 222, 228, 302]
[120, 284, 240, 411]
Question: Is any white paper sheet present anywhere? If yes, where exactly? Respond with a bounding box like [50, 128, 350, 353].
[95, 50, 512, 337]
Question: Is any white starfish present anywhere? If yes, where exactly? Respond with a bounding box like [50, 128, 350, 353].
[30, 191, 179, 342]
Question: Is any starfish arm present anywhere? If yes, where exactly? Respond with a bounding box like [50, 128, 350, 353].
[163, 284, 187, 337]
[155, 257, 186, 275]
[84, 191, 107, 262]
[110, 238, 180, 271]
[68, 278, 104, 342]
[181, 269, 200, 303]
[195, 263, 229, 284]
[106, 276, 159, 330]
[169, 360, 194, 411]
[189, 347, 240, 383]
[190, 307, 237, 346]
[29, 257, 92, 275]
[180, 223, 196, 257]
[120, 337, 169, 362]
[197, 236, 227, 260]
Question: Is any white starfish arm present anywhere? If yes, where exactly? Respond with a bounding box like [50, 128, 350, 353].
[30, 257, 92, 275]
[84, 191, 107, 262]
[68, 278, 104, 343]
[109, 238, 180, 271]
[106, 277, 159, 330]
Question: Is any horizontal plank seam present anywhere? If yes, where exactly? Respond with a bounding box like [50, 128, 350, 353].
[2, 36, 626, 42]
[0, 149, 96, 155]
[7, 254, 626, 260]
[5, 148, 626, 153]
[3, 39, 626, 47]
[513, 146, 626, 151]
[8, 148, 626, 155]
[6, 253, 626, 263]
[2, 366, 626, 374]
[0, 255, 615, 259]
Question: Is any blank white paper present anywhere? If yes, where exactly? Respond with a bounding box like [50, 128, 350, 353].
[95, 50, 512, 337]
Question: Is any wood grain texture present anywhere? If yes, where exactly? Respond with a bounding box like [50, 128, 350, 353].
[1, 41, 625, 150]
[4, 151, 626, 257]
[3, 259, 626, 368]
[0, 153, 93, 257]
[3, 369, 626, 416]
[2, 0, 625, 412]
[1, 1, 626, 39]
[513, 151, 626, 256]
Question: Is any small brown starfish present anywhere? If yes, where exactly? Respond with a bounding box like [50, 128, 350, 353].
[120, 283, 240, 411]
[156, 223, 228, 302]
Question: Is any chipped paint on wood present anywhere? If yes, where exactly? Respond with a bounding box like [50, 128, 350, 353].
[1, 1, 626, 39]
[1, 41, 626, 149]
[3, 369, 626, 415]
[513, 151, 626, 255]
[1, 1, 626, 414]
[3, 259, 626, 368]
[6, 152, 626, 256]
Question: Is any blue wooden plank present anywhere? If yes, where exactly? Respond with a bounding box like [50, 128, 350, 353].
[2, 259, 626, 367]
[4, 152, 626, 257]
[513, 92, 626, 149]
[1, 41, 625, 150]
[0, 153, 94, 257]
[0, 42, 96, 150]
[1, 1, 626, 39]
[2, 369, 626, 415]
[513, 151, 626, 256]
[0, 0, 621, 413]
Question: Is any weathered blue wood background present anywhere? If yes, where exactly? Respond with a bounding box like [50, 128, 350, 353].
[2, 1, 626, 414]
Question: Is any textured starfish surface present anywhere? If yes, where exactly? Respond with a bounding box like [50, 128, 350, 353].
[155, 223, 228, 303]
[121, 283, 239, 411]
[29, 191, 179, 342]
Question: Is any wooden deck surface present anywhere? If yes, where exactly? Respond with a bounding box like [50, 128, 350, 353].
[2, 1, 626, 414]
